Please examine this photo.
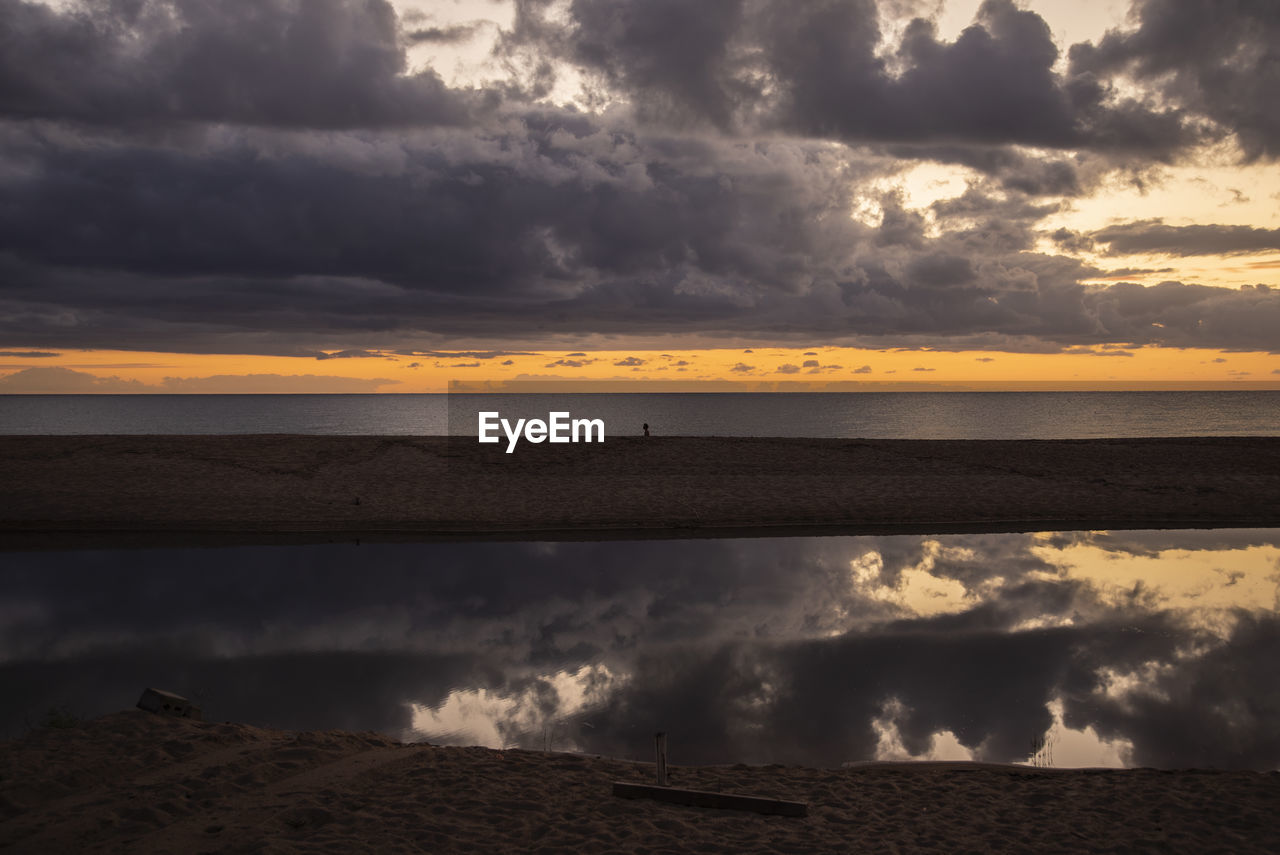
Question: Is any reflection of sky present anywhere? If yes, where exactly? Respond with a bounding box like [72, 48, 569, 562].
[1, 530, 1277, 769]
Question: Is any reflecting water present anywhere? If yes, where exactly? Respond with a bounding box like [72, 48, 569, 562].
[2, 530, 1278, 769]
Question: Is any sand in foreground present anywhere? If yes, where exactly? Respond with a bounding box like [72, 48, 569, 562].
[2, 435, 1279, 544]
[2, 712, 1277, 854]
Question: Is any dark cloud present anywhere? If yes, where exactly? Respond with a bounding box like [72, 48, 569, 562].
[541, 0, 1190, 155]
[887, 145, 1088, 198]
[405, 23, 484, 45]
[316, 349, 382, 360]
[0, 0, 479, 128]
[613, 356, 645, 366]
[1096, 267, 1176, 278]
[397, 350, 538, 360]
[0, 0, 1274, 358]
[1062, 346, 1134, 357]
[1069, 0, 1280, 160]
[1050, 227, 1096, 254]
[563, 0, 752, 129]
[544, 358, 596, 368]
[1091, 221, 1280, 256]
[775, 363, 801, 374]
[0, 350, 57, 357]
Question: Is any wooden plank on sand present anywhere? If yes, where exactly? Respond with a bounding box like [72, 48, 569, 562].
[611, 781, 808, 817]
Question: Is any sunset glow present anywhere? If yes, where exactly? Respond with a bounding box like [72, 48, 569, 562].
[3, 345, 1277, 393]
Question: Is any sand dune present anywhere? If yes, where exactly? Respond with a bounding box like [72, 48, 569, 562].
[2, 435, 1279, 546]
[2, 711, 1277, 853]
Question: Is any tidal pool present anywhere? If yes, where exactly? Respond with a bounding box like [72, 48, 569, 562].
[2, 529, 1277, 769]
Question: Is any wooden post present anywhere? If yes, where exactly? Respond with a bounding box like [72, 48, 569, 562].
[655, 732, 668, 786]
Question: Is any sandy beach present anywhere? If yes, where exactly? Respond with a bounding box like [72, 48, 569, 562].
[1, 435, 1277, 546]
[1, 711, 1275, 854]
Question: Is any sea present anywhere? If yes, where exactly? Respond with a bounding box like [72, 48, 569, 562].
[2, 390, 1280, 437]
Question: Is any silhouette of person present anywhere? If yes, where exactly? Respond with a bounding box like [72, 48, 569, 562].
[643, 423, 650, 437]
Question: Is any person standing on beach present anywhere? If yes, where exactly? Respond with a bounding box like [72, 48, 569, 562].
[643, 423, 650, 437]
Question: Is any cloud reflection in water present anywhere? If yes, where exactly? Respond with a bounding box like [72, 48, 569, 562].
[0, 530, 1276, 769]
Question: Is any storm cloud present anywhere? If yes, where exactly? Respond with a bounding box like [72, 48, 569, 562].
[1069, 0, 1280, 161]
[0, 0, 1276, 357]
[0, 0, 479, 127]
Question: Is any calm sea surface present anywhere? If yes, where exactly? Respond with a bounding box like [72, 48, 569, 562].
[3, 529, 1277, 769]
[2, 391, 1279, 437]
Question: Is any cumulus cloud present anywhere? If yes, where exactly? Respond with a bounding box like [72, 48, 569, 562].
[534, 0, 1190, 153]
[0, 0, 478, 128]
[0, 0, 1274, 359]
[1069, 0, 1280, 160]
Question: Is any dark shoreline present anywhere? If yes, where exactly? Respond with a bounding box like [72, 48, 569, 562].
[2, 435, 1278, 548]
[6, 711, 1278, 854]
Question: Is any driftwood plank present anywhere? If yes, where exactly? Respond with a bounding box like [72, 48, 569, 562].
[611, 781, 808, 817]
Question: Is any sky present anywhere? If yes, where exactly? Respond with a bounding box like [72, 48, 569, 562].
[1, 0, 1279, 392]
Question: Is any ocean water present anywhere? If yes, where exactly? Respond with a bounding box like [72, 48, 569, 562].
[1, 391, 1279, 438]
[4, 529, 1278, 768]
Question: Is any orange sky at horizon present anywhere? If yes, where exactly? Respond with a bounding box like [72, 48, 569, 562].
[2, 345, 1278, 393]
